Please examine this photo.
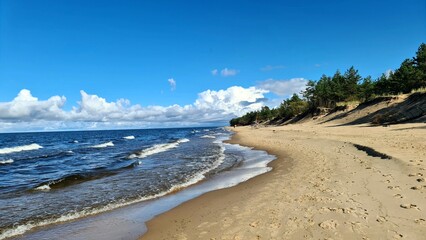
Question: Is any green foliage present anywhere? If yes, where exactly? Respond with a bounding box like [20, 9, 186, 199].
[277, 94, 308, 119]
[303, 43, 426, 108]
[415, 43, 426, 77]
[258, 106, 273, 121]
[230, 43, 426, 126]
[229, 94, 308, 126]
[374, 44, 426, 95]
[357, 76, 375, 101]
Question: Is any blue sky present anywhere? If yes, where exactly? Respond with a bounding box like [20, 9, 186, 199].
[0, 0, 425, 131]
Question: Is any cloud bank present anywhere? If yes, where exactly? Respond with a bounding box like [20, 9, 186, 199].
[0, 87, 268, 132]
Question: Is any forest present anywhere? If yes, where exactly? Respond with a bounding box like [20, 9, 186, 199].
[230, 43, 426, 126]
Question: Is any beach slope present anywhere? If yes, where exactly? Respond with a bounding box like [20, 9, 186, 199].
[141, 122, 426, 239]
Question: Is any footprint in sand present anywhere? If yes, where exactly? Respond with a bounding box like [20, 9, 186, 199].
[409, 173, 423, 177]
[416, 178, 425, 182]
[376, 216, 388, 223]
[414, 218, 426, 224]
[393, 193, 404, 198]
[391, 231, 404, 239]
[387, 186, 401, 190]
[249, 221, 259, 228]
[400, 203, 420, 210]
[410, 185, 424, 190]
[345, 221, 366, 234]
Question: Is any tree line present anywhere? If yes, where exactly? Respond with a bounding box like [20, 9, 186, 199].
[230, 43, 426, 126]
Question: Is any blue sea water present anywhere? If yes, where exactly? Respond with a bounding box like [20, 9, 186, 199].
[0, 127, 274, 239]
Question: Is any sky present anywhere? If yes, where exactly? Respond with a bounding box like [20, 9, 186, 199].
[0, 0, 425, 132]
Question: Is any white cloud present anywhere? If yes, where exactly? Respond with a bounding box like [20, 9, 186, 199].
[69, 90, 130, 121]
[260, 65, 285, 71]
[0, 87, 268, 132]
[195, 86, 268, 117]
[220, 68, 238, 77]
[168, 78, 176, 91]
[0, 89, 67, 121]
[211, 68, 239, 77]
[257, 78, 308, 97]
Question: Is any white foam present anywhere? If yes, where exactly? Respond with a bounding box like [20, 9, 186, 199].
[66, 151, 74, 154]
[127, 138, 189, 159]
[0, 143, 43, 155]
[123, 136, 135, 140]
[200, 135, 216, 139]
[174, 143, 226, 189]
[91, 141, 114, 148]
[73, 140, 79, 143]
[177, 138, 190, 143]
[0, 159, 14, 164]
[35, 185, 51, 191]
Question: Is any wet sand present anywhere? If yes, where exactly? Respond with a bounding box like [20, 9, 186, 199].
[141, 122, 426, 239]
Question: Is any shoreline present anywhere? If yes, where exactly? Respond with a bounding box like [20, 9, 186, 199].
[4, 128, 276, 240]
[141, 127, 293, 239]
[141, 123, 426, 239]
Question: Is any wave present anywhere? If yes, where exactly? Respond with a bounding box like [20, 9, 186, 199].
[90, 141, 114, 148]
[34, 172, 114, 191]
[178, 138, 190, 143]
[12, 151, 74, 162]
[34, 185, 51, 191]
[200, 135, 216, 139]
[33, 160, 140, 192]
[0, 144, 43, 155]
[0, 159, 14, 164]
[2, 145, 224, 240]
[123, 136, 135, 140]
[127, 138, 189, 159]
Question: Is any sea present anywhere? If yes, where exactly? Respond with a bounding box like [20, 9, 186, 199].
[0, 127, 275, 239]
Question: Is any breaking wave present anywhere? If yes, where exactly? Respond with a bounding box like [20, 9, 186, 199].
[0, 159, 14, 164]
[123, 136, 135, 140]
[34, 173, 113, 191]
[127, 138, 189, 159]
[34, 160, 141, 191]
[200, 135, 216, 139]
[90, 141, 114, 148]
[0, 144, 43, 155]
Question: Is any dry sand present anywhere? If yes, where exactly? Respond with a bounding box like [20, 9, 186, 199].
[141, 122, 426, 240]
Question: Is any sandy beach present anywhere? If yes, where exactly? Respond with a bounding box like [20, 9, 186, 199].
[141, 122, 426, 239]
